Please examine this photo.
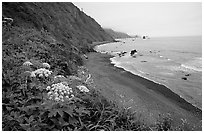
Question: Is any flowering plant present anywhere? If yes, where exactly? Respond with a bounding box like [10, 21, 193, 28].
[30, 68, 52, 78]
[46, 82, 74, 102]
[76, 85, 89, 92]
[42, 63, 50, 69]
[23, 61, 33, 66]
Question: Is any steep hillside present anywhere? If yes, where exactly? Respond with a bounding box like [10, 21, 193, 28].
[2, 2, 114, 85]
[104, 28, 131, 39]
[3, 2, 114, 52]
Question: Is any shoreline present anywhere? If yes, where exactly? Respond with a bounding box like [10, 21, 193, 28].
[90, 40, 119, 48]
[85, 52, 201, 129]
[109, 56, 202, 110]
[106, 53, 201, 115]
[109, 57, 202, 114]
[93, 41, 202, 110]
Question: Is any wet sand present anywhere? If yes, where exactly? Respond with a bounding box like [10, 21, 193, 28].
[85, 52, 202, 130]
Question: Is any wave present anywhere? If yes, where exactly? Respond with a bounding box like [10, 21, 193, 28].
[110, 57, 201, 110]
[95, 40, 202, 110]
[181, 64, 202, 72]
[181, 57, 202, 72]
[110, 57, 169, 87]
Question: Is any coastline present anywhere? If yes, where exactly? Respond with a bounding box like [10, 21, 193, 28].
[109, 56, 202, 110]
[85, 51, 202, 129]
[93, 39, 202, 110]
[90, 40, 119, 48]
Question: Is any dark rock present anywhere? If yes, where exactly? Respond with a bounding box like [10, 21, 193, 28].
[141, 61, 147, 62]
[182, 77, 187, 80]
[130, 49, 137, 56]
[118, 51, 127, 57]
[185, 74, 191, 76]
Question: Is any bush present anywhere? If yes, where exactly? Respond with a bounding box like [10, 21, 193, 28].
[2, 25, 194, 131]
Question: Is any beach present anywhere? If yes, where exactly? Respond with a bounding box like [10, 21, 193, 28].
[85, 52, 202, 129]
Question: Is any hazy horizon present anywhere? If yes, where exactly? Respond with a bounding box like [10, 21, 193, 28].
[74, 2, 202, 37]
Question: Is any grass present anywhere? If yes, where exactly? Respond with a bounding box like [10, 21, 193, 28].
[2, 21, 195, 131]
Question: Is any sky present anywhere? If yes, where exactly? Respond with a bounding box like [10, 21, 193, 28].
[74, 2, 202, 37]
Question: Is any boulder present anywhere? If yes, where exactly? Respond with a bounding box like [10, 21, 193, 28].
[182, 77, 187, 80]
[185, 74, 191, 76]
[118, 51, 127, 57]
[130, 49, 137, 56]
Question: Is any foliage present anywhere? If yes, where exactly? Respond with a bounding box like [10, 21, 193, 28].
[2, 14, 195, 131]
[2, 53, 179, 131]
[2, 2, 114, 53]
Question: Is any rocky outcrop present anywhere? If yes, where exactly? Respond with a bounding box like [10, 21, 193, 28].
[130, 49, 137, 56]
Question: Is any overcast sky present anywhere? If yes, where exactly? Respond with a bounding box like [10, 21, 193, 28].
[74, 2, 202, 37]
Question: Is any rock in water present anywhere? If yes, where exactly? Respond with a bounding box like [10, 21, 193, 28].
[130, 49, 137, 56]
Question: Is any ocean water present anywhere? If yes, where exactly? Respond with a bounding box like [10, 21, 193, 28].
[95, 36, 202, 109]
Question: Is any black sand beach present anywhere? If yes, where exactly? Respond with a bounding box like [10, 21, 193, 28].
[85, 52, 202, 129]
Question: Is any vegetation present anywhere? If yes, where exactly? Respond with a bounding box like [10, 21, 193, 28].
[103, 28, 131, 39]
[1, 57, 174, 131]
[2, 2, 195, 131]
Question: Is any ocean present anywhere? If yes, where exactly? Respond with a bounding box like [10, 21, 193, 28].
[95, 36, 202, 109]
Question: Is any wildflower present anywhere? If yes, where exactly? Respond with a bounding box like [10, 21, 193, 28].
[55, 92, 59, 96]
[48, 91, 52, 95]
[42, 63, 50, 69]
[23, 61, 33, 66]
[55, 97, 60, 101]
[46, 82, 75, 102]
[76, 85, 89, 92]
[46, 86, 50, 90]
[32, 68, 52, 78]
[30, 72, 36, 77]
[54, 75, 65, 79]
[39, 73, 43, 77]
[59, 95, 63, 99]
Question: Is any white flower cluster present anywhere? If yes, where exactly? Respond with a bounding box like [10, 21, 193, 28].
[54, 75, 65, 79]
[30, 68, 52, 78]
[46, 82, 74, 102]
[42, 63, 50, 69]
[23, 61, 33, 66]
[76, 85, 89, 92]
